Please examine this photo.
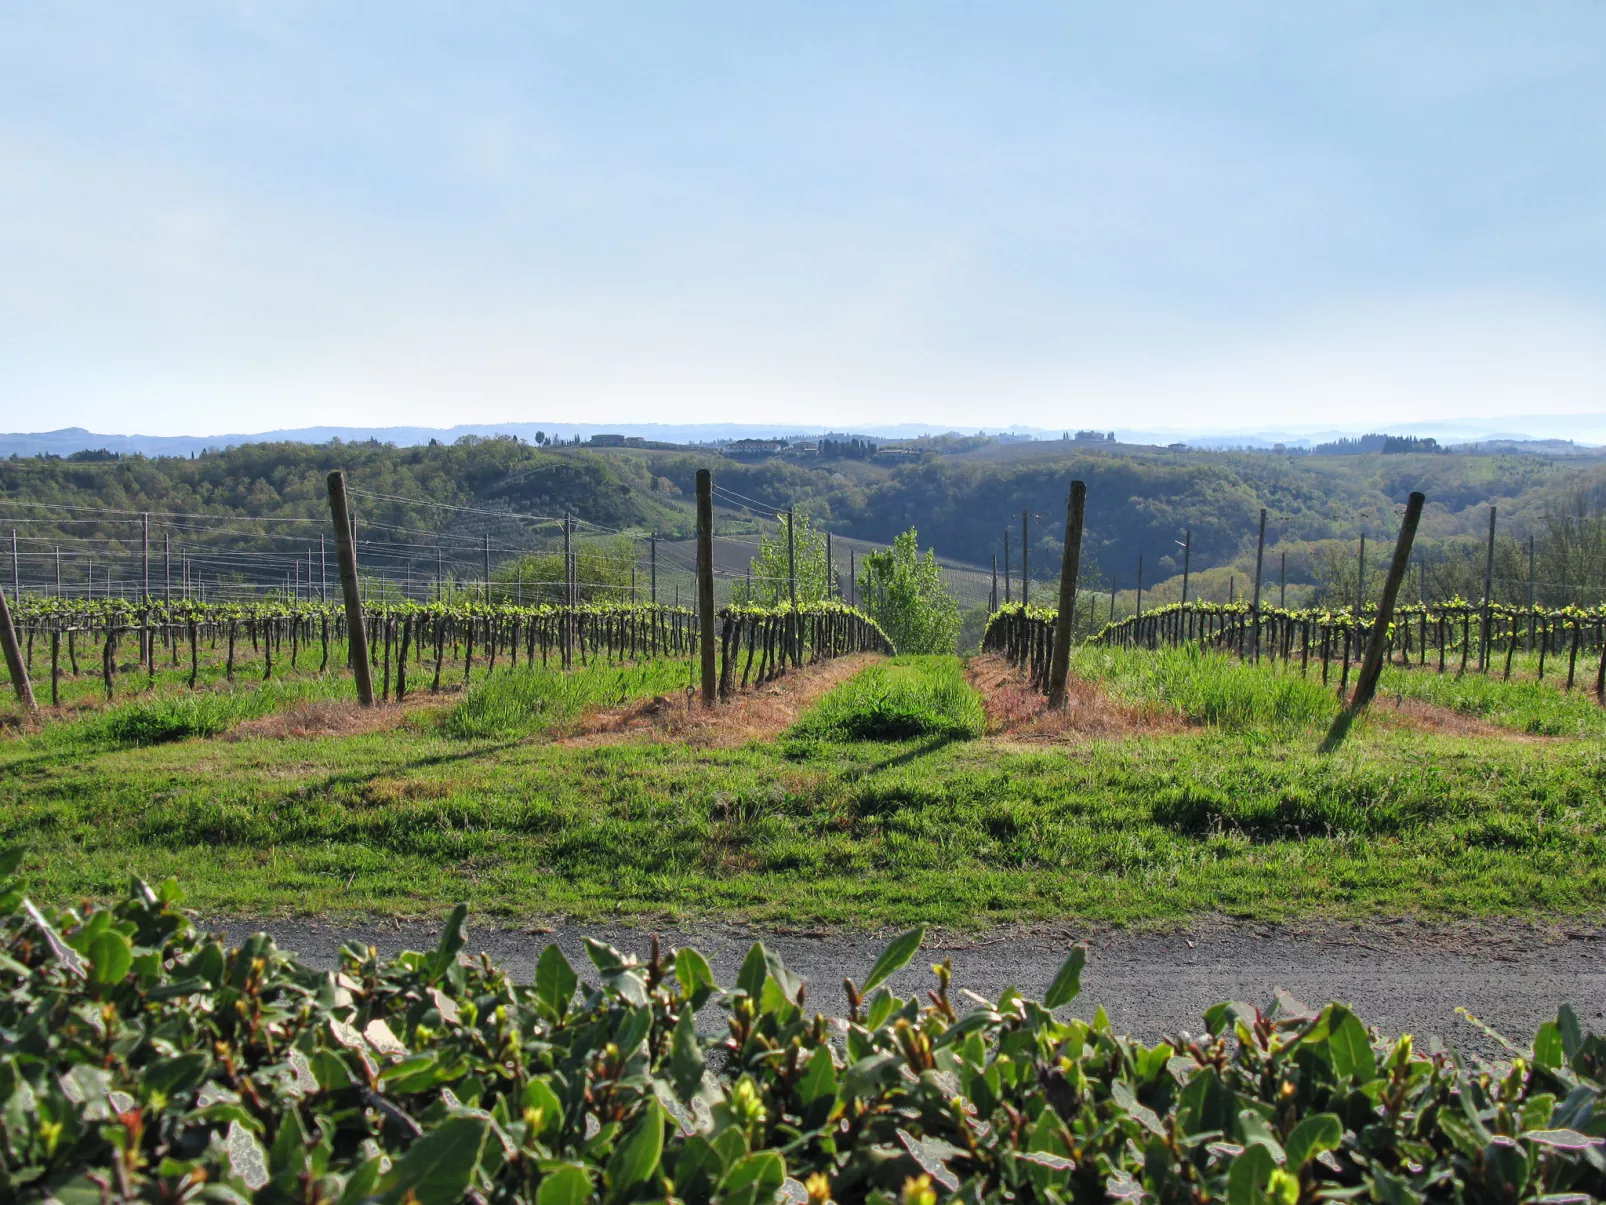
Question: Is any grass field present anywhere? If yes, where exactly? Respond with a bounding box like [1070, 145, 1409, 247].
[3, 649, 1603, 928]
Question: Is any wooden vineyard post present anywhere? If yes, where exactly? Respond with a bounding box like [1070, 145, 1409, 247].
[1479, 505, 1496, 671]
[564, 512, 574, 669]
[1047, 481, 1086, 709]
[650, 534, 657, 604]
[1522, 536, 1535, 652]
[1002, 529, 1010, 604]
[1179, 528, 1191, 610]
[1021, 510, 1029, 606]
[1251, 508, 1266, 663]
[696, 470, 717, 707]
[0, 580, 36, 714]
[787, 508, 798, 667]
[326, 471, 374, 707]
[1347, 491, 1425, 714]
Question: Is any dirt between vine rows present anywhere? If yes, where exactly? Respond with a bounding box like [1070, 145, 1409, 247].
[967, 654, 1184, 742]
[559, 653, 880, 748]
[966, 653, 1557, 743]
[212, 914, 1606, 1063]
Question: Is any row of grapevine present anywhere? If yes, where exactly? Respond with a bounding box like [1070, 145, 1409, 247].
[715, 602, 893, 699]
[2, 596, 890, 708]
[985, 599, 1606, 700]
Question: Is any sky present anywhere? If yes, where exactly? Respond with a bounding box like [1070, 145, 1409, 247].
[2, 3, 1604, 437]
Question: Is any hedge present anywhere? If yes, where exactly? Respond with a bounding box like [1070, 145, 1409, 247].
[1, 852, 1603, 1203]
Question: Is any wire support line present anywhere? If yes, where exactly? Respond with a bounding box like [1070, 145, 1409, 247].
[710, 483, 791, 513]
[343, 488, 568, 524]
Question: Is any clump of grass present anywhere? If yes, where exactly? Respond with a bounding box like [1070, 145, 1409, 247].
[38, 678, 352, 750]
[444, 659, 692, 740]
[1072, 644, 1338, 731]
[791, 656, 984, 742]
[1376, 664, 1606, 737]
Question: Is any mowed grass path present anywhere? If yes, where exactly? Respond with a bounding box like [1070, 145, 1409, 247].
[3, 653, 1604, 928]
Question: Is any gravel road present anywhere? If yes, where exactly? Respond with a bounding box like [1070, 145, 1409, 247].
[207, 914, 1606, 1062]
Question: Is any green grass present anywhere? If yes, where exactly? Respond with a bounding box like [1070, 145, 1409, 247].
[1376, 662, 1606, 737]
[4, 645, 1604, 927]
[790, 656, 985, 742]
[25, 676, 355, 755]
[1071, 644, 1340, 731]
[443, 659, 694, 739]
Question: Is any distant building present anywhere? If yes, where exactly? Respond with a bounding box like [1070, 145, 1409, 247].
[724, 438, 789, 461]
[1074, 430, 1115, 443]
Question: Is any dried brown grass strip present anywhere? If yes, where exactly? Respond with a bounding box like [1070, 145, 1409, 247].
[966, 653, 1183, 743]
[562, 653, 881, 748]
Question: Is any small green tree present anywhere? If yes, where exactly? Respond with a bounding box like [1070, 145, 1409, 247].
[858, 528, 960, 654]
[740, 511, 832, 606]
[494, 535, 637, 604]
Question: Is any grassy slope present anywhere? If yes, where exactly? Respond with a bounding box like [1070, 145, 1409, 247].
[5, 652, 1604, 929]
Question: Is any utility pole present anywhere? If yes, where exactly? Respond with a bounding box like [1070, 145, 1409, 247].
[1047, 481, 1087, 709]
[326, 470, 374, 707]
[1251, 508, 1267, 662]
[1021, 509, 1029, 606]
[696, 470, 716, 707]
[1480, 505, 1497, 670]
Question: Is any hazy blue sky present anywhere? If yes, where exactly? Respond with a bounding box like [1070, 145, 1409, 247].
[2, 4, 1603, 435]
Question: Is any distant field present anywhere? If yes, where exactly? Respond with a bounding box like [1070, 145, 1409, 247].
[5, 646, 1603, 929]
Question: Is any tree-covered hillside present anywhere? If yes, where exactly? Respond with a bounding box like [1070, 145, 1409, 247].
[3, 435, 1602, 605]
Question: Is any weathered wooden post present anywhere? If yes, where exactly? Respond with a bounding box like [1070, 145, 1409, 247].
[0, 580, 36, 714]
[696, 470, 717, 707]
[1348, 492, 1425, 712]
[1479, 505, 1496, 671]
[1251, 508, 1267, 663]
[1020, 510, 1029, 606]
[326, 471, 374, 707]
[1047, 481, 1087, 709]
[1002, 529, 1010, 604]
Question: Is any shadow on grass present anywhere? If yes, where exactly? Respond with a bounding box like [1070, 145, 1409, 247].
[842, 734, 960, 781]
[1317, 708, 1358, 755]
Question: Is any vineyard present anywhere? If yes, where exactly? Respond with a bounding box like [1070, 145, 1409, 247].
[0, 596, 889, 710]
[986, 599, 1606, 701]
